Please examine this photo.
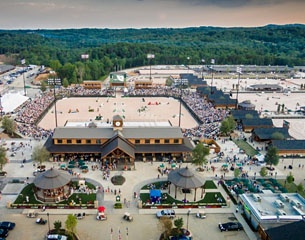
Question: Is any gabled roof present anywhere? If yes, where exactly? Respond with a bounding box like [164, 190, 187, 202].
[252, 127, 291, 140]
[271, 140, 305, 150]
[52, 126, 184, 139]
[265, 220, 305, 240]
[101, 131, 135, 158]
[230, 110, 260, 120]
[241, 118, 273, 127]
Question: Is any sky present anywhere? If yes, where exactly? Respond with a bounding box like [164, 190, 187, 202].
[0, 0, 305, 29]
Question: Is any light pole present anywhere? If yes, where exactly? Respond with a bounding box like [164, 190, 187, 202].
[147, 53, 155, 80]
[178, 77, 183, 127]
[187, 56, 190, 73]
[47, 212, 50, 234]
[201, 58, 205, 79]
[186, 208, 191, 231]
[210, 59, 215, 94]
[48, 77, 61, 128]
[235, 66, 242, 109]
[21, 59, 27, 96]
[81, 54, 89, 83]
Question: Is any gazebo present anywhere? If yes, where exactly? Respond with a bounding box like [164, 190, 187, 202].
[33, 168, 72, 203]
[168, 166, 205, 202]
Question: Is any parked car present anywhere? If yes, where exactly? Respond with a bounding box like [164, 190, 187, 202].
[0, 221, 15, 230]
[156, 209, 176, 219]
[46, 234, 68, 240]
[218, 222, 243, 232]
[0, 229, 8, 238]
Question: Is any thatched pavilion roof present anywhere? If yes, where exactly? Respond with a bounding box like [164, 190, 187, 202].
[168, 166, 204, 189]
[33, 168, 72, 190]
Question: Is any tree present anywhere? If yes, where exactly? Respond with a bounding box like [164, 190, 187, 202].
[286, 172, 294, 184]
[62, 78, 69, 88]
[234, 168, 241, 178]
[54, 220, 62, 234]
[271, 132, 284, 140]
[191, 143, 209, 168]
[245, 114, 253, 119]
[174, 217, 183, 230]
[158, 216, 173, 240]
[32, 144, 50, 166]
[1, 116, 16, 137]
[297, 183, 304, 193]
[264, 146, 279, 168]
[65, 214, 77, 234]
[220, 116, 236, 136]
[40, 81, 47, 92]
[259, 167, 268, 177]
[0, 146, 7, 171]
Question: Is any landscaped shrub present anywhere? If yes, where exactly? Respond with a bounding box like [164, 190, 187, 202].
[114, 202, 123, 209]
[111, 175, 126, 185]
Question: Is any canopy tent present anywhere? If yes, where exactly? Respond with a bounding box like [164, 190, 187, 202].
[1, 91, 29, 114]
[150, 189, 161, 204]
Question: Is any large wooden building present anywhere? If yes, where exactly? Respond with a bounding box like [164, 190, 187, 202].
[44, 115, 194, 169]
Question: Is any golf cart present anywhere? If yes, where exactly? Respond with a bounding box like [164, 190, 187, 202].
[96, 212, 107, 221]
[36, 217, 47, 225]
[27, 210, 38, 218]
[123, 212, 133, 222]
[196, 210, 206, 219]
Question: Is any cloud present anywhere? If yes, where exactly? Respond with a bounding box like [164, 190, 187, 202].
[167, 0, 305, 8]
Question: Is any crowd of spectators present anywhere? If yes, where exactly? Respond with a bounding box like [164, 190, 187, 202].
[126, 86, 228, 139]
[12, 85, 227, 140]
[14, 91, 54, 139]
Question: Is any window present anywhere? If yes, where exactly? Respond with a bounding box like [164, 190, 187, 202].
[155, 139, 160, 144]
[67, 139, 72, 144]
[135, 139, 140, 144]
[57, 139, 62, 144]
[164, 139, 170, 144]
[86, 139, 91, 144]
[174, 139, 179, 144]
[145, 139, 150, 144]
[76, 139, 82, 144]
[96, 139, 101, 144]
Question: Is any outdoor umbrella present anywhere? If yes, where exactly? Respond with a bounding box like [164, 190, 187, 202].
[81, 165, 88, 169]
[78, 161, 86, 166]
[68, 164, 75, 169]
[98, 206, 105, 212]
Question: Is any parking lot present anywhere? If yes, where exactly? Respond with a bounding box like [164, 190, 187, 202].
[0, 211, 250, 240]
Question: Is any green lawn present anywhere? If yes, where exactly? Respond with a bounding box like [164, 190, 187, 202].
[232, 139, 258, 157]
[277, 179, 305, 199]
[204, 180, 217, 189]
[14, 182, 96, 205]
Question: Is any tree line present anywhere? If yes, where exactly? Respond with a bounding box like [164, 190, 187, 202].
[1, 24, 305, 83]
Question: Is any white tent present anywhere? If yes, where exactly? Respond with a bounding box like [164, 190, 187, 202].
[1, 91, 29, 113]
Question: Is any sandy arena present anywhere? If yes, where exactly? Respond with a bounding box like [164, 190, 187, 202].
[38, 93, 198, 130]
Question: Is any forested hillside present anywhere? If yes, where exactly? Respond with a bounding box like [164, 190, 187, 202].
[0, 24, 304, 83]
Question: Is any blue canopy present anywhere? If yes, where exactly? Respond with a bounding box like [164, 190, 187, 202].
[150, 189, 161, 203]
